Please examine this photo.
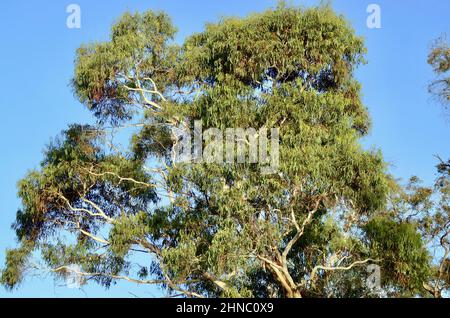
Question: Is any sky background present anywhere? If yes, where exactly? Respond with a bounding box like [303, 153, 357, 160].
[0, 0, 449, 297]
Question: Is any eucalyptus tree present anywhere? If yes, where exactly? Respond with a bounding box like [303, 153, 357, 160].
[428, 36, 450, 110]
[420, 36, 450, 297]
[1, 4, 431, 297]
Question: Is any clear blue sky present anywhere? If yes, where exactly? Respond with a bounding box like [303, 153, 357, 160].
[0, 0, 449, 297]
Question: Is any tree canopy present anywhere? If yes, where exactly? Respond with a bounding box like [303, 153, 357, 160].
[1, 3, 445, 298]
[428, 36, 450, 111]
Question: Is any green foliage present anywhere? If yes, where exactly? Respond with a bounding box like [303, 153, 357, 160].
[1, 3, 440, 298]
[0, 242, 34, 290]
[364, 217, 431, 295]
[73, 11, 178, 124]
[109, 212, 150, 258]
[428, 36, 450, 109]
